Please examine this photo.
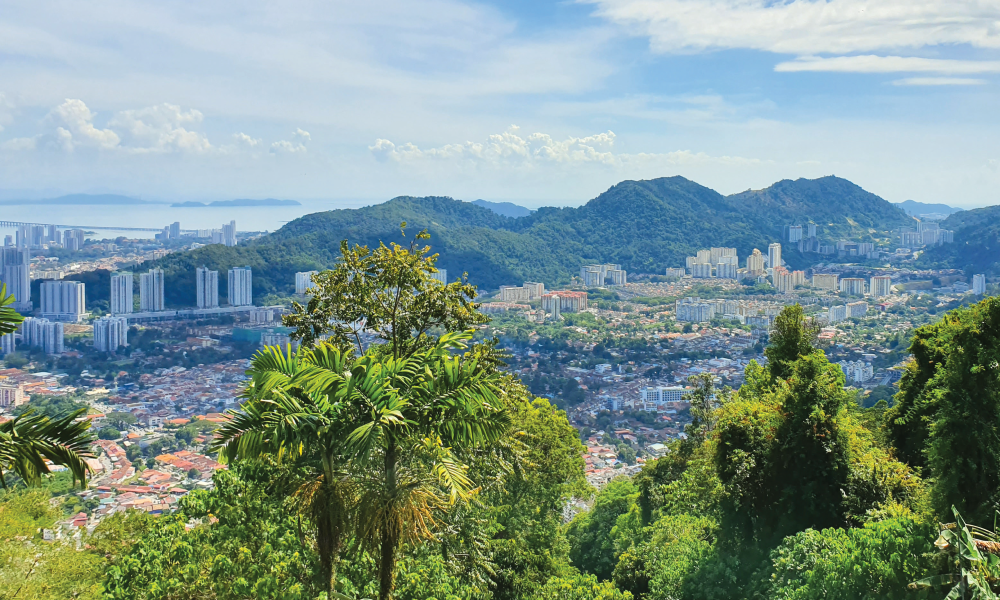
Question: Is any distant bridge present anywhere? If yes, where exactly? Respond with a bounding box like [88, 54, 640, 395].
[0, 220, 196, 233]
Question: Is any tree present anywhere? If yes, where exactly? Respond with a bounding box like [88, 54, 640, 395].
[215, 331, 511, 600]
[764, 304, 818, 381]
[98, 426, 121, 440]
[283, 225, 486, 354]
[565, 477, 638, 581]
[106, 411, 138, 429]
[531, 572, 633, 600]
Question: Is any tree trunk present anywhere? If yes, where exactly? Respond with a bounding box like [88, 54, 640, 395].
[317, 503, 336, 595]
[379, 442, 398, 600]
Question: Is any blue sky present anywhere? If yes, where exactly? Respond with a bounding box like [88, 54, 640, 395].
[1, 0, 999, 208]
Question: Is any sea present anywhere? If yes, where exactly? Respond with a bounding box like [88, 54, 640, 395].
[0, 198, 377, 240]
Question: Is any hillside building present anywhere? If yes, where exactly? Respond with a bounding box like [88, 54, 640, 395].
[228, 267, 253, 306]
[869, 276, 892, 298]
[40, 280, 86, 322]
[94, 316, 129, 352]
[295, 271, 318, 294]
[812, 273, 838, 291]
[196, 266, 219, 309]
[110, 272, 134, 315]
[839, 278, 866, 296]
[974, 274, 987, 295]
[140, 268, 165, 312]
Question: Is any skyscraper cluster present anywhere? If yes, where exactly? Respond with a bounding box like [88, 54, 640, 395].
[93, 316, 128, 352]
[20, 317, 64, 354]
[581, 264, 626, 286]
[685, 248, 738, 280]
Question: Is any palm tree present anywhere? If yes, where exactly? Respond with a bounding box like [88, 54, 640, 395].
[214, 330, 512, 600]
[0, 284, 93, 488]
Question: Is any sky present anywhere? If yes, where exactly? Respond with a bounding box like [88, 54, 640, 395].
[1, 0, 999, 208]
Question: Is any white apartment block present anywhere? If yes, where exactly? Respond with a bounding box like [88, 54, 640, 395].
[639, 386, 688, 411]
[773, 267, 806, 292]
[93, 316, 129, 352]
[788, 225, 803, 242]
[716, 263, 739, 279]
[581, 264, 625, 287]
[295, 271, 318, 294]
[0, 332, 14, 356]
[21, 317, 63, 354]
[249, 307, 276, 323]
[0, 383, 27, 408]
[828, 305, 847, 323]
[746, 249, 766, 274]
[869, 276, 892, 298]
[665, 267, 687, 278]
[839, 360, 874, 383]
[839, 278, 866, 296]
[523, 282, 545, 299]
[807, 223, 817, 237]
[140, 268, 165, 312]
[110, 272, 134, 315]
[196, 266, 220, 309]
[710, 247, 737, 264]
[691, 263, 714, 279]
[973, 274, 987, 295]
[847, 301, 869, 319]
[40, 280, 86, 322]
[812, 273, 838, 291]
[222, 220, 237, 247]
[228, 267, 253, 306]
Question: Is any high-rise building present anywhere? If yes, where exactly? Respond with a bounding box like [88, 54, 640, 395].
[523, 282, 545, 299]
[839, 278, 866, 296]
[973, 274, 987, 295]
[196, 266, 219, 309]
[63, 228, 85, 250]
[295, 271, 318, 294]
[500, 285, 532, 302]
[869, 276, 893, 298]
[788, 225, 803, 242]
[541, 291, 587, 313]
[768, 243, 782, 270]
[0, 247, 31, 311]
[3, 235, 11, 247]
[807, 223, 817, 238]
[0, 382, 26, 408]
[21, 317, 63, 354]
[691, 263, 714, 278]
[716, 263, 738, 279]
[812, 273, 838, 291]
[665, 268, 687, 278]
[222, 220, 237, 247]
[746, 249, 766, 275]
[430, 269, 448, 285]
[828, 305, 847, 323]
[710, 247, 737, 264]
[228, 267, 253, 306]
[40, 280, 86, 322]
[140, 268, 165, 312]
[93, 316, 129, 352]
[211, 230, 224, 244]
[169, 222, 181, 239]
[580, 264, 623, 287]
[0, 332, 15, 356]
[847, 301, 869, 319]
[110, 272, 134, 314]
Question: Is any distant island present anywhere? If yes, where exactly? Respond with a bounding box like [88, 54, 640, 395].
[895, 199, 963, 218]
[0, 193, 162, 206]
[171, 198, 302, 208]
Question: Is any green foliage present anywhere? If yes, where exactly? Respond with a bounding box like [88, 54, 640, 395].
[13, 394, 89, 419]
[106, 411, 138, 429]
[0, 283, 24, 335]
[283, 225, 485, 351]
[566, 477, 638, 581]
[103, 465, 323, 600]
[1, 405, 93, 488]
[764, 304, 818, 381]
[530, 571, 633, 600]
[763, 516, 940, 600]
[98, 426, 122, 440]
[885, 296, 1000, 523]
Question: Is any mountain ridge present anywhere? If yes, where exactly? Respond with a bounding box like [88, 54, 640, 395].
[143, 175, 915, 306]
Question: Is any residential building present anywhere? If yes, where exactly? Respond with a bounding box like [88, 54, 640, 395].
[523, 282, 545, 299]
[228, 267, 253, 306]
[140, 268, 165, 312]
[295, 271, 318, 294]
[249, 308, 276, 324]
[62, 229, 85, 250]
[640, 386, 688, 411]
[500, 285, 532, 303]
[716, 262, 738, 279]
[110, 272, 134, 315]
[768, 243, 782, 269]
[812, 273, 838, 291]
[0, 383, 27, 408]
[222, 220, 237, 247]
[0, 332, 14, 356]
[21, 317, 63, 354]
[847, 301, 869, 319]
[40, 280, 86, 322]
[710, 247, 737, 264]
[195, 266, 219, 309]
[93, 316, 129, 352]
[807, 223, 817, 237]
[746, 249, 766, 275]
[665, 267, 687, 278]
[169, 222, 181, 239]
[839, 360, 874, 383]
[691, 263, 714, 278]
[828, 305, 847, 323]
[974, 274, 987, 295]
[541, 291, 587, 313]
[581, 264, 624, 287]
[0, 247, 31, 311]
[788, 225, 802, 242]
[772, 267, 806, 292]
[839, 278, 866, 296]
[869, 276, 892, 298]
[675, 297, 716, 322]
[430, 269, 448, 284]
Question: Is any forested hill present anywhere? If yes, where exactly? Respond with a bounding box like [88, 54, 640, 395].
[147, 175, 914, 306]
[918, 205, 1000, 274]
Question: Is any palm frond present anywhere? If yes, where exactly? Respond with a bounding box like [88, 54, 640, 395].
[0, 409, 93, 488]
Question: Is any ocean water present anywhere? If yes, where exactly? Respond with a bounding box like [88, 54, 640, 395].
[0, 198, 377, 239]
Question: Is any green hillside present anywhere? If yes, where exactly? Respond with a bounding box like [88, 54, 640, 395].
[146, 175, 914, 307]
[918, 205, 1000, 274]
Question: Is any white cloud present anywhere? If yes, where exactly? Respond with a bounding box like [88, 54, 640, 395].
[49, 99, 120, 151]
[232, 132, 262, 147]
[108, 103, 211, 153]
[585, 0, 1000, 55]
[0, 136, 36, 151]
[893, 77, 987, 86]
[370, 126, 760, 168]
[270, 140, 307, 154]
[776, 55, 1000, 74]
[294, 128, 311, 140]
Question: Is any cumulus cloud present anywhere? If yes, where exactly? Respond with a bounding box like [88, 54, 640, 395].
[370, 126, 760, 168]
[49, 98, 120, 151]
[270, 129, 310, 154]
[108, 103, 211, 153]
[293, 128, 311, 140]
[232, 132, 262, 147]
[0, 137, 36, 151]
